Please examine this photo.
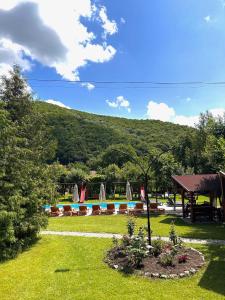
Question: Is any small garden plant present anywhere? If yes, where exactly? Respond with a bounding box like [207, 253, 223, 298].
[105, 219, 205, 278]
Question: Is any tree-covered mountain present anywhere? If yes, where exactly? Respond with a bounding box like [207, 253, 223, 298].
[35, 101, 195, 164]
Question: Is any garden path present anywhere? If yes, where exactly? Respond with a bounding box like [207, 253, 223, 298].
[40, 230, 225, 245]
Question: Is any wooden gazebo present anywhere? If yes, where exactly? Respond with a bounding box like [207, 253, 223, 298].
[219, 171, 225, 221]
[172, 174, 222, 222]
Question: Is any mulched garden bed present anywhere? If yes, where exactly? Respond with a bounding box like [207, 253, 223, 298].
[106, 246, 205, 279]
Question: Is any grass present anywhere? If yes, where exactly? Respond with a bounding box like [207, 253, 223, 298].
[0, 235, 224, 300]
[47, 214, 225, 240]
[58, 194, 211, 205]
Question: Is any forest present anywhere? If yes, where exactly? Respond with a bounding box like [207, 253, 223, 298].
[34, 96, 225, 193]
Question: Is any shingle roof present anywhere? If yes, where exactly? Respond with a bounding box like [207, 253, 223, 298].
[172, 174, 221, 194]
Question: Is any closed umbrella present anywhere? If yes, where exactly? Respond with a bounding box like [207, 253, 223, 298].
[99, 183, 106, 201]
[72, 184, 79, 202]
[126, 181, 132, 201]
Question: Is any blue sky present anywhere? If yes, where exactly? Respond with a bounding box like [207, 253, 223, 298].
[1, 0, 225, 126]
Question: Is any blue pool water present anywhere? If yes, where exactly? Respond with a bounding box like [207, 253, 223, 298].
[45, 201, 140, 210]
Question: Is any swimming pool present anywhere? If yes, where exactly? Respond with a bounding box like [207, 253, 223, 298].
[45, 201, 141, 210]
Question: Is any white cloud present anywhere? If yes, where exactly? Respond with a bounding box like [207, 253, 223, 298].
[147, 101, 175, 122]
[120, 17, 126, 24]
[99, 6, 118, 38]
[81, 82, 95, 90]
[0, 0, 117, 80]
[210, 108, 225, 117]
[204, 15, 211, 23]
[173, 115, 199, 127]
[46, 99, 71, 109]
[106, 95, 131, 112]
[146, 100, 225, 127]
[0, 38, 31, 76]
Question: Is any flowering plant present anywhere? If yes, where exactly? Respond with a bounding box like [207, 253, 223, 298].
[178, 254, 188, 263]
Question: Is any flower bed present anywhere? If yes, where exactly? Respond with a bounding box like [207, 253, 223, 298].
[105, 219, 205, 279]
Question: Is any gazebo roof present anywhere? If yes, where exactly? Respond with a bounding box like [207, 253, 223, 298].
[172, 174, 221, 194]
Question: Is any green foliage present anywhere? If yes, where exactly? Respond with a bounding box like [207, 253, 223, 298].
[35, 101, 194, 165]
[106, 220, 148, 273]
[64, 168, 88, 184]
[120, 161, 142, 181]
[33, 99, 225, 181]
[174, 111, 225, 173]
[169, 221, 178, 246]
[0, 65, 32, 122]
[101, 164, 122, 182]
[127, 218, 135, 237]
[153, 152, 183, 192]
[125, 227, 147, 270]
[159, 252, 174, 267]
[151, 238, 164, 257]
[0, 66, 56, 261]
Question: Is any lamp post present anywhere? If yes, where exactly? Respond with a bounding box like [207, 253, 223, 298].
[111, 150, 156, 245]
[144, 173, 151, 245]
[111, 147, 170, 246]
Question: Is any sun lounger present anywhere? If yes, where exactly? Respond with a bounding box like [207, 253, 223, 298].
[50, 206, 61, 217]
[118, 203, 128, 214]
[63, 205, 73, 216]
[72, 210, 79, 216]
[149, 203, 165, 214]
[106, 203, 115, 214]
[78, 205, 87, 216]
[101, 203, 115, 215]
[129, 203, 144, 215]
[92, 204, 101, 215]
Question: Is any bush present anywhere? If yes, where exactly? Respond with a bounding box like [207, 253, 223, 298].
[159, 253, 174, 267]
[169, 221, 183, 247]
[169, 221, 178, 245]
[126, 227, 148, 268]
[105, 221, 148, 273]
[151, 238, 164, 257]
[127, 218, 135, 237]
[178, 254, 188, 263]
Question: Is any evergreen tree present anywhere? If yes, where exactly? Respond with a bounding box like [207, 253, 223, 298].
[0, 66, 56, 260]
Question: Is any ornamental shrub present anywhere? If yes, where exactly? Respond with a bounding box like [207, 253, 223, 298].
[127, 218, 135, 237]
[151, 238, 164, 257]
[178, 254, 188, 263]
[169, 221, 178, 245]
[159, 252, 174, 267]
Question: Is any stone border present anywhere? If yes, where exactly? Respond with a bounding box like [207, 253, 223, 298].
[111, 248, 205, 280]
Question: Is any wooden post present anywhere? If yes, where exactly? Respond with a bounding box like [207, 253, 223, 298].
[190, 192, 195, 223]
[219, 174, 225, 222]
[209, 191, 215, 221]
[181, 189, 185, 218]
[173, 192, 176, 211]
[223, 200, 225, 223]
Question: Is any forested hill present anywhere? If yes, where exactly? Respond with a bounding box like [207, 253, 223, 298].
[35, 101, 195, 164]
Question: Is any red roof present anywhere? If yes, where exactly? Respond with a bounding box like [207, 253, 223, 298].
[172, 174, 221, 193]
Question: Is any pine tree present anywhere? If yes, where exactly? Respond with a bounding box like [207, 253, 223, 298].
[0, 66, 56, 260]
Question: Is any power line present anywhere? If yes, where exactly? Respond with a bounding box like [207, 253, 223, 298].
[31, 84, 207, 89]
[26, 78, 225, 85]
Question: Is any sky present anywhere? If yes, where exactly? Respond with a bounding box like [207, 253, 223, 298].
[1, 0, 225, 126]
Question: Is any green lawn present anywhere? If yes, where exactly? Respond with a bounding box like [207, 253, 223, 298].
[47, 214, 225, 240]
[0, 235, 224, 300]
[58, 194, 210, 205]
